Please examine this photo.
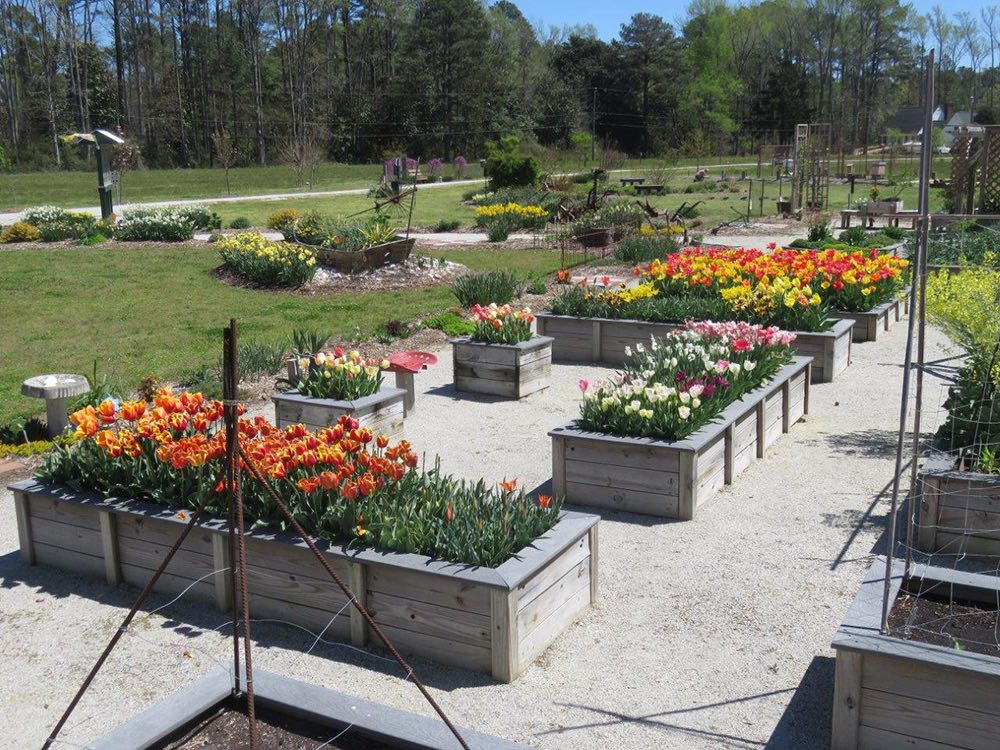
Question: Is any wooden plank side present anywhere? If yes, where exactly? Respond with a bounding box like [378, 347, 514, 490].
[14, 491, 35, 564]
[936, 480, 1000, 514]
[454, 374, 517, 398]
[29, 515, 104, 556]
[117, 534, 217, 584]
[862, 652, 1000, 718]
[763, 389, 785, 450]
[695, 433, 726, 505]
[119, 562, 216, 602]
[365, 565, 491, 615]
[33, 541, 105, 579]
[373, 623, 492, 673]
[453, 343, 518, 367]
[515, 532, 589, 610]
[563, 458, 678, 495]
[552, 436, 566, 498]
[24, 494, 101, 530]
[516, 555, 590, 639]
[918, 477, 942, 552]
[115, 514, 214, 557]
[831, 650, 862, 750]
[563, 479, 678, 517]
[99, 510, 122, 585]
[562, 438, 681, 472]
[930, 532, 1000, 557]
[860, 688, 999, 750]
[454, 361, 516, 383]
[243, 536, 351, 582]
[246, 592, 352, 641]
[936, 507, 1000, 541]
[366, 592, 491, 647]
[858, 725, 962, 750]
[241, 565, 352, 613]
[517, 584, 590, 669]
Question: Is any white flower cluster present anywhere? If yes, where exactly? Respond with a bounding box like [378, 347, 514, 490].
[22, 205, 70, 224]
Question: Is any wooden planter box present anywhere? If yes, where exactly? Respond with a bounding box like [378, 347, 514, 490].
[828, 291, 908, 343]
[831, 558, 1000, 750]
[549, 357, 811, 519]
[87, 668, 529, 749]
[452, 336, 553, 399]
[573, 227, 610, 247]
[8, 480, 600, 683]
[314, 237, 415, 273]
[273, 387, 406, 438]
[917, 452, 1000, 558]
[536, 313, 851, 383]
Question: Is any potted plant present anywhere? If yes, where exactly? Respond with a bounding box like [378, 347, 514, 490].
[550, 321, 811, 519]
[273, 347, 406, 437]
[452, 304, 553, 398]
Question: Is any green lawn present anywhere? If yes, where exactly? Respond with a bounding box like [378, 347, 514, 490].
[0, 243, 566, 426]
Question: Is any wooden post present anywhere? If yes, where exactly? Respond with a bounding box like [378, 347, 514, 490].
[98, 510, 122, 585]
[917, 475, 940, 553]
[212, 533, 232, 611]
[590, 320, 602, 362]
[781, 381, 791, 433]
[490, 588, 518, 682]
[588, 525, 600, 604]
[677, 454, 695, 520]
[13, 491, 35, 565]
[755, 400, 766, 459]
[723, 423, 735, 484]
[831, 650, 862, 750]
[552, 436, 566, 498]
[804, 364, 811, 415]
[349, 562, 367, 647]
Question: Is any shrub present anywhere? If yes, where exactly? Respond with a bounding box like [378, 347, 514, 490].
[838, 226, 868, 246]
[614, 234, 679, 264]
[115, 209, 195, 242]
[486, 221, 512, 242]
[0, 221, 42, 243]
[423, 311, 476, 337]
[435, 219, 461, 232]
[267, 208, 303, 231]
[78, 232, 108, 246]
[172, 205, 221, 229]
[37, 212, 97, 242]
[229, 216, 252, 229]
[526, 278, 547, 295]
[290, 329, 330, 357]
[452, 270, 523, 307]
[484, 135, 540, 189]
[217, 231, 317, 286]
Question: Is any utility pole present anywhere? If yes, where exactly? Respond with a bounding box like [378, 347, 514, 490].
[591, 87, 597, 163]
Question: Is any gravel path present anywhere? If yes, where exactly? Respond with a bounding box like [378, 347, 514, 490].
[0, 319, 952, 749]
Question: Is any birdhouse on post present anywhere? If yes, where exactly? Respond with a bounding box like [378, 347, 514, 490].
[61, 128, 125, 220]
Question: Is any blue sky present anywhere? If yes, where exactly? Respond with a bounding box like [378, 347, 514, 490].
[511, 0, 991, 41]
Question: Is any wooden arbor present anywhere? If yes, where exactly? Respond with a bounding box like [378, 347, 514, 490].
[950, 125, 1000, 214]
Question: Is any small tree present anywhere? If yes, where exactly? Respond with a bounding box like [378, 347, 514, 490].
[111, 138, 143, 203]
[484, 136, 540, 190]
[212, 127, 239, 195]
[281, 131, 325, 188]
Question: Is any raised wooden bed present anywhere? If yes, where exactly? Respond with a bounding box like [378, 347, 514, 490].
[452, 336, 552, 399]
[549, 356, 811, 519]
[917, 452, 1000, 558]
[8, 480, 600, 682]
[831, 558, 1000, 750]
[314, 237, 415, 273]
[828, 292, 908, 343]
[273, 387, 405, 438]
[536, 313, 851, 383]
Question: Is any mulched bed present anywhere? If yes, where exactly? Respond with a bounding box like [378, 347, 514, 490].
[156, 706, 393, 749]
[888, 591, 1000, 657]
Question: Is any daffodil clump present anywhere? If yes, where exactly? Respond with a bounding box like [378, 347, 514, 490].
[297, 347, 390, 401]
[218, 231, 316, 286]
[577, 321, 796, 440]
[474, 201, 548, 232]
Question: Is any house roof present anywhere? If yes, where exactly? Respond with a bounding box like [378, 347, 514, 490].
[886, 105, 944, 134]
[945, 111, 973, 128]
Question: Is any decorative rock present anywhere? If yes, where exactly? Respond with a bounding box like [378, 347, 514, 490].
[21, 374, 90, 437]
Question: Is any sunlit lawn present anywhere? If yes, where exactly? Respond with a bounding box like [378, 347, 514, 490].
[0, 243, 566, 425]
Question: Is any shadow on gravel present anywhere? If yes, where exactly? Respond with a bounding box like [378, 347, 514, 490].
[765, 656, 834, 750]
[825, 429, 908, 460]
[0, 551, 492, 691]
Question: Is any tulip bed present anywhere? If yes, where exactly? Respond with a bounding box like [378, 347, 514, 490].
[294, 347, 389, 400]
[36, 389, 561, 568]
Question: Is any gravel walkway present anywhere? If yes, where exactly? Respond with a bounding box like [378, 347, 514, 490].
[0, 318, 952, 749]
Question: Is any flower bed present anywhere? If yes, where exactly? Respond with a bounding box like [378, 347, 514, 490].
[537, 312, 851, 383]
[11, 391, 599, 680]
[453, 305, 552, 398]
[832, 559, 1000, 750]
[217, 232, 317, 286]
[917, 453, 1000, 558]
[550, 323, 811, 518]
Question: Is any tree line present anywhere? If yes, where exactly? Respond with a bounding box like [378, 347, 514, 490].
[1, 0, 997, 171]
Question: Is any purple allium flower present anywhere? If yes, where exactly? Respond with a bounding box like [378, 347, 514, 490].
[453, 155, 467, 177]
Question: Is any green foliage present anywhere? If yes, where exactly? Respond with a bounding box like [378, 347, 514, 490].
[78, 232, 108, 246]
[435, 219, 461, 232]
[283, 211, 398, 251]
[422, 311, 476, 337]
[0, 222, 42, 243]
[171, 205, 222, 229]
[74, 360, 126, 411]
[925, 231, 1000, 267]
[452, 270, 523, 307]
[484, 136, 540, 190]
[807, 214, 832, 243]
[0, 417, 49, 444]
[115, 209, 195, 242]
[549, 286, 730, 323]
[598, 199, 645, 231]
[229, 216, 252, 229]
[614, 234, 679, 263]
[234, 339, 288, 382]
[526, 278, 547, 295]
[266, 208, 303, 231]
[486, 221, 511, 242]
[290, 329, 329, 356]
[0, 440, 57, 458]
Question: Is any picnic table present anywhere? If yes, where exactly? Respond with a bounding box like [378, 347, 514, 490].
[840, 209, 920, 230]
[620, 177, 645, 186]
[386, 351, 437, 415]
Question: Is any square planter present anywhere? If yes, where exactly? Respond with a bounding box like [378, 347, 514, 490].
[828, 291, 909, 343]
[536, 313, 851, 383]
[549, 357, 811, 519]
[273, 387, 406, 438]
[451, 336, 553, 399]
[917, 452, 1000, 558]
[86, 667, 529, 749]
[8, 480, 599, 682]
[831, 559, 1000, 750]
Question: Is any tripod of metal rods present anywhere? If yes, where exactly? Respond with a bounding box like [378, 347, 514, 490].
[41, 319, 470, 750]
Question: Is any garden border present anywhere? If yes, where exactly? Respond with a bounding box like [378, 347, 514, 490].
[88, 667, 529, 749]
[536, 313, 850, 383]
[8, 480, 600, 682]
[831, 558, 1000, 750]
[549, 356, 811, 519]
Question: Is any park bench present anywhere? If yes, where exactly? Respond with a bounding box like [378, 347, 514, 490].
[620, 177, 645, 186]
[840, 209, 919, 229]
[634, 184, 664, 195]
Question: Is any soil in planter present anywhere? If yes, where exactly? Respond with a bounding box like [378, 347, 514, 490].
[155, 705, 394, 750]
[888, 591, 1000, 657]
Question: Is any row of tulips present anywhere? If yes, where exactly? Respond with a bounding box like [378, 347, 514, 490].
[37, 388, 560, 567]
